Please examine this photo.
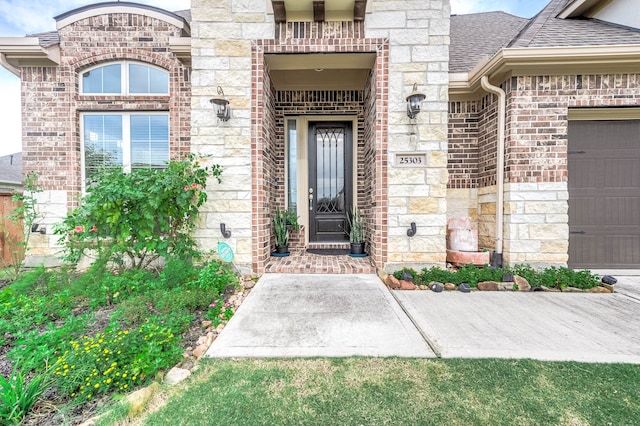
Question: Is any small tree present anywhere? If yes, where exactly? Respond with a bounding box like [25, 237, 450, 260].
[0, 172, 42, 280]
[56, 155, 222, 269]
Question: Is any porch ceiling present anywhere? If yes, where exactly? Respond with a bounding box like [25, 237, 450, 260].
[266, 52, 375, 90]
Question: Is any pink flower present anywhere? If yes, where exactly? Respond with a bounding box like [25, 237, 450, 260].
[209, 302, 217, 308]
[113, 269, 119, 275]
[90, 225, 98, 232]
[197, 184, 202, 189]
[191, 183, 197, 189]
[74, 225, 84, 233]
[224, 302, 231, 308]
[184, 186, 189, 191]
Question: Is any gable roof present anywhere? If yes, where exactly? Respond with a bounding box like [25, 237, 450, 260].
[451, 0, 640, 73]
[0, 152, 22, 186]
[450, 12, 528, 73]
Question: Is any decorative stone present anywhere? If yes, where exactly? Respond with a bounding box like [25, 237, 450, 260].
[531, 286, 545, 292]
[201, 320, 212, 328]
[513, 275, 531, 292]
[164, 367, 191, 385]
[386, 275, 401, 289]
[400, 280, 416, 290]
[418, 285, 429, 290]
[601, 283, 615, 292]
[377, 269, 389, 282]
[430, 283, 444, 293]
[477, 281, 500, 291]
[216, 324, 225, 332]
[563, 287, 584, 293]
[126, 382, 160, 416]
[401, 271, 414, 282]
[587, 286, 612, 293]
[444, 283, 457, 291]
[458, 283, 471, 293]
[502, 273, 514, 282]
[497, 282, 515, 291]
[193, 343, 209, 359]
[601, 275, 617, 285]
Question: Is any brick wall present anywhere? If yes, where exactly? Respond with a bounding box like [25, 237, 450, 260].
[20, 11, 190, 258]
[447, 101, 478, 189]
[447, 73, 640, 266]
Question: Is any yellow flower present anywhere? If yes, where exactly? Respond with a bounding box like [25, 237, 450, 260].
[123, 384, 128, 389]
[94, 383, 99, 388]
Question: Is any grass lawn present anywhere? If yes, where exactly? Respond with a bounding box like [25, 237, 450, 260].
[135, 358, 640, 426]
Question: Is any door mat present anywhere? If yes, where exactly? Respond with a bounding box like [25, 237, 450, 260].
[306, 249, 350, 256]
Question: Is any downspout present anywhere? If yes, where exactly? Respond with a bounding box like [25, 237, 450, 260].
[480, 76, 505, 267]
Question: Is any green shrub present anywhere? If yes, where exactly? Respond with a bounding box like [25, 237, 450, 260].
[55, 155, 222, 269]
[0, 365, 53, 425]
[55, 321, 182, 401]
[186, 260, 239, 294]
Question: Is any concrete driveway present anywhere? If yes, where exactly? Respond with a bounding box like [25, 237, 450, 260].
[207, 273, 640, 363]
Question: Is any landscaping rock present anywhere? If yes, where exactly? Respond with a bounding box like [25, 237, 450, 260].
[400, 280, 416, 290]
[563, 287, 584, 293]
[377, 268, 389, 282]
[126, 381, 160, 416]
[430, 282, 444, 293]
[401, 271, 414, 282]
[497, 282, 515, 291]
[601, 275, 617, 285]
[201, 320, 212, 328]
[444, 283, 457, 291]
[164, 367, 191, 385]
[386, 275, 401, 289]
[477, 281, 500, 291]
[531, 286, 545, 292]
[587, 286, 612, 293]
[193, 343, 208, 359]
[601, 283, 615, 292]
[458, 283, 471, 293]
[513, 275, 531, 292]
[418, 285, 429, 290]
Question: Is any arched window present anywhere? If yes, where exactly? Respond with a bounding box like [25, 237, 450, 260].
[80, 61, 169, 95]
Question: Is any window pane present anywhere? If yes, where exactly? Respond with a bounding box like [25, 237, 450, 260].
[83, 115, 123, 182]
[287, 120, 297, 213]
[129, 63, 168, 94]
[82, 64, 121, 94]
[130, 115, 169, 169]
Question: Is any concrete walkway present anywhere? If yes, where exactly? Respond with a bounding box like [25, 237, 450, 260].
[206, 274, 435, 358]
[207, 273, 640, 363]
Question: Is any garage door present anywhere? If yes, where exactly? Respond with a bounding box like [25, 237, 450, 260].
[568, 120, 640, 269]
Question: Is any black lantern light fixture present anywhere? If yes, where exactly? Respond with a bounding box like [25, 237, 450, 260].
[210, 86, 231, 122]
[406, 82, 426, 119]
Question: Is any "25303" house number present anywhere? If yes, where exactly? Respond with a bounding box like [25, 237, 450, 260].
[395, 153, 427, 168]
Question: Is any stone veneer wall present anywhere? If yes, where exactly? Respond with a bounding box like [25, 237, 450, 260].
[190, 1, 274, 272]
[366, 0, 450, 270]
[447, 73, 640, 266]
[21, 12, 190, 259]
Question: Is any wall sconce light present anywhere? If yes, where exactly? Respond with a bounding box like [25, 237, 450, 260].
[210, 86, 231, 122]
[220, 223, 231, 238]
[406, 222, 417, 237]
[406, 83, 426, 119]
[31, 223, 46, 234]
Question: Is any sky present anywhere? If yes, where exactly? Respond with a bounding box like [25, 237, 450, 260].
[0, 0, 550, 157]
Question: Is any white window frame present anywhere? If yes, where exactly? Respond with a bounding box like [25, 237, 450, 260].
[80, 112, 170, 191]
[80, 61, 169, 95]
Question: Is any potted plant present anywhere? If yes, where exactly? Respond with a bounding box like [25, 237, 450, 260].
[273, 206, 289, 254]
[273, 206, 300, 255]
[347, 206, 365, 255]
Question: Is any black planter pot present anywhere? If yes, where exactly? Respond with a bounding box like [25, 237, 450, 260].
[275, 245, 289, 254]
[350, 242, 364, 255]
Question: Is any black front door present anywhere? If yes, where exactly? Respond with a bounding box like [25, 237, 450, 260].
[308, 121, 353, 242]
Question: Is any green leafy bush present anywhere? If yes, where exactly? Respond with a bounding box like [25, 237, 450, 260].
[0, 365, 52, 425]
[395, 264, 600, 289]
[55, 155, 222, 269]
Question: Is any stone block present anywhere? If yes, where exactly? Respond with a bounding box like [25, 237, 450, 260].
[428, 151, 447, 168]
[529, 224, 568, 240]
[446, 249, 490, 267]
[408, 198, 439, 214]
[524, 201, 568, 215]
[366, 11, 407, 29]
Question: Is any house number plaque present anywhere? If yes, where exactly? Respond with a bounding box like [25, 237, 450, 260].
[395, 153, 427, 168]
